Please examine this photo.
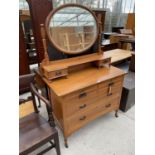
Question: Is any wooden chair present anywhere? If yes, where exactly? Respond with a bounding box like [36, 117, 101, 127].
[19, 74, 61, 155]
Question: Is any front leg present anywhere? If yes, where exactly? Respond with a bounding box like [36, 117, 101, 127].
[64, 138, 68, 148]
[115, 110, 119, 118]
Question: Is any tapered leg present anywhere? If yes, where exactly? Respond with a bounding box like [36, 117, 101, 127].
[64, 138, 68, 148]
[54, 133, 61, 155]
[115, 110, 118, 117]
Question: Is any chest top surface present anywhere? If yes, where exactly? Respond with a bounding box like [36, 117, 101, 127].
[43, 66, 125, 97]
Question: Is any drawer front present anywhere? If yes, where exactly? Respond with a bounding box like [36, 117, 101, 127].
[66, 97, 120, 135]
[63, 85, 98, 116]
[63, 85, 97, 101]
[99, 76, 123, 88]
[65, 90, 98, 117]
[98, 81, 122, 97]
[98, 76, 123, 97]
[47, 68, 68, 80]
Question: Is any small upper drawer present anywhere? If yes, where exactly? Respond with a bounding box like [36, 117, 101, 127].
[45, 68, 68, 80]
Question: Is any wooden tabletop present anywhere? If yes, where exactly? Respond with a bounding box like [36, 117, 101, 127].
[104, 49, 133, 64]
[44, 66, 125, 97]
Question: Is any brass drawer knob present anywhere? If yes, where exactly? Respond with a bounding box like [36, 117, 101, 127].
[79, 104, 87, 109]
[79, 116, 86, 121]
[79, 92, 87, 98]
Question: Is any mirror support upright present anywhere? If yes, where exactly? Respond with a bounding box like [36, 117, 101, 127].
[40, 24, 50, 66]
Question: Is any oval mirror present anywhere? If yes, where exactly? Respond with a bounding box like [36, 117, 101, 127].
[45, 4, 99, 54]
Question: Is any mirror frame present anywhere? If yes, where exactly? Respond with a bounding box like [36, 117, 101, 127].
[45, 3, 99, 55]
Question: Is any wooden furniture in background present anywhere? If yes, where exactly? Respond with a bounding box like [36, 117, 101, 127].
[104, 49, 133, 64]
[19, 18, 30, 75]
[119, 37, 135, 51]
[19, 74, 61, 155]
[20, 9, 39, 65]
[110, 34, 129, 44]
[119, 29, 133, 35]
[110, 33, 134, 50]
[26, 0, 53, 63]
[102, 42, 119, 51]
[112, 26, 124, 33]
[126, 13, 135, 36]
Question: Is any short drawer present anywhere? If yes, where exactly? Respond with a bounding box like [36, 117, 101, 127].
[98, 76, 123, 89]
[62, 85, 97, 101]
[66, 97, 120, 135]
[45, 68, 68, 80]
[98, 76, 123, 97]
[98, 82, 123, 97]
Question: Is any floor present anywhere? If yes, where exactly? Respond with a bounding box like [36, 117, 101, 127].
[30, 105, 135, 155]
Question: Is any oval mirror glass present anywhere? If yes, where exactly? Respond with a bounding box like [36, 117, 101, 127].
[46, 4, 98, 54]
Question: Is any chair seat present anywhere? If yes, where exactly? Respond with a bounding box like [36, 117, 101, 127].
[19, 113, 57, 155]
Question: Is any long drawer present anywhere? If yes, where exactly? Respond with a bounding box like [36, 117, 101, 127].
[66, 96, 120, 136]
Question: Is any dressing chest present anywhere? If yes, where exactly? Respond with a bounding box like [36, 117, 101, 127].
[39, 4, 125, 147]
[44, 65, 125, 147]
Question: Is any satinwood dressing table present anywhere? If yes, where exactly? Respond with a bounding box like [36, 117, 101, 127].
[39, 4, 125, 148]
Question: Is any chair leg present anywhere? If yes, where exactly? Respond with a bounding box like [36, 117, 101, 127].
[36, 87, 41, 108]
[53, 133, 61, 155]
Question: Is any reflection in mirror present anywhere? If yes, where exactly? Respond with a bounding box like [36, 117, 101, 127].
[48, 6, 98, 54]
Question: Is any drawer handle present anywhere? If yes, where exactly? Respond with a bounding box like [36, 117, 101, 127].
[79, 92, 87, 98]
[55, 71, 62, 76]
[107, 82, 114, 96]
[79, 116, 86, 121]
[105, 104, 111, 108]
[79, 104, 86, 109]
